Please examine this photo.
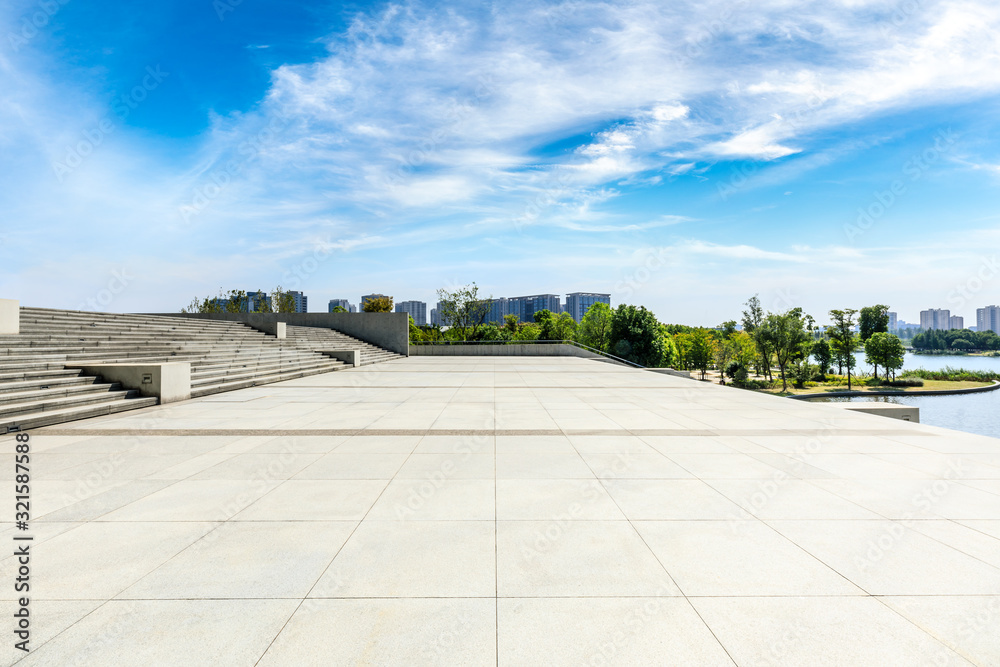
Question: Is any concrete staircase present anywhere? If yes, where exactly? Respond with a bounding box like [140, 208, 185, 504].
[0, 307, 395, 432]
[285, 325, 405, 365]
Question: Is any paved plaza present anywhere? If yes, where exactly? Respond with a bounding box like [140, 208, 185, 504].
[3, 356, 1000, 665]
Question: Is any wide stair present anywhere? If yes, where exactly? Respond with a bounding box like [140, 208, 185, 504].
[0, 308, 392, 431]
[285, 325, 405, 365]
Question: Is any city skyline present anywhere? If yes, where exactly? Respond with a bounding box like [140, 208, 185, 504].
[2, 1, 1000, 325]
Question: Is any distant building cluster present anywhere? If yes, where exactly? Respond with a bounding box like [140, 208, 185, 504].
[321, 291, 611, 326]
[891, 307, 999, 333]
[978, 305, 1000, 334]
[431, 292, 611, 327]
[212, 290, 308, 313]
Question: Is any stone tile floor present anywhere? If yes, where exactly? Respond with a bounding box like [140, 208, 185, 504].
[2, 356, 999, 665]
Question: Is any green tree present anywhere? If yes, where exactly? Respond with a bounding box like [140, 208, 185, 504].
[331, 305, 348, 313]
[811, 338, 833, 375]
[673, 332, 692, 370]
[884, 334, 906, 380]
[742, 294, 772, 380]
[859, 304, 890, 341]
[865, 332, 906, 381]
[363, 296, 394, 313]
[688, 328, 717, 381]
[763, 308, 812, 393]
[550, 312, 577, 341]
[271, 286, 297, 313]
[577, 302, 613, 351]
[657, 330, 680, 368]
[828, 308, 859, 390]
[515, 322, 541, 341]
[436, 283, 491, 339]
[609, 305, 666, 367]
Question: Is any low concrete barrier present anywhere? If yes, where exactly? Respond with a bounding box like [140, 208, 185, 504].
[321, 349, 361, 367]
[645, 368, 694, 379]
[156, 312, 408, 355]
[0, 299, 18, 334]
[65, 362, 191, 403]
[823, 402, 919, 423]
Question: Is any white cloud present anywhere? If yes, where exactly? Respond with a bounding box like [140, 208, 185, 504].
[4, 0, 1000, 316]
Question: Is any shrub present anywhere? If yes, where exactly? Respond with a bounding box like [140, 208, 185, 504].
[885, 378, 924, 387]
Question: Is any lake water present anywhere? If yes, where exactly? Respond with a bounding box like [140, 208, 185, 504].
[812, 353, 1000, 439]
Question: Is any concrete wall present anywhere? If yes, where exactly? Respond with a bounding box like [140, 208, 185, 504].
[0, 299, 18, 334]
[410, 343, 623, 363]
[155, 312, 409, 355]
[66, 362, 191, 403]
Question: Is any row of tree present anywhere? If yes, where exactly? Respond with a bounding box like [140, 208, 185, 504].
[182, 287, 298, 314]
[410, 286, 915, 392]
[409, 284, 680, 367]
[912, 328, 1000, 351]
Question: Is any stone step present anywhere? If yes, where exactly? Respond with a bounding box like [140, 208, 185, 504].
[1, 395, 159, 433]
[2, 308, 400, 429]
[0, 375, 101, 395]
[0, 368, 84, 383]
[191, 358, 345, 385]
[0, 381, 117, 405]
[190, 362, 348, 398]
[0, 385, 136, 418]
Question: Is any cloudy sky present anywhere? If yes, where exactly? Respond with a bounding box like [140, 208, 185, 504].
[2, 0, 999, 325]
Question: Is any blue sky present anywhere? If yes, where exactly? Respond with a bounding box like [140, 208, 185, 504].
[2, 0, 1000, 325]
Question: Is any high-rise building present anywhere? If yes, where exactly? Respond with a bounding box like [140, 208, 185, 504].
[888, 311, 898, 331]
[919, 308, 950, 331]
[361, 294, 391, 311]
[507, 294, 561, 323]
[287, 290, 308, 313]
[487, 298, 510, 324]
[247, 291, 271, 312]
[949, 315, 964, 330]
[395, 300, 427, 325]
[564, 293, 611, 322]
[977, 305, 1000, 334]
[328, 299, 356, 313]
[431, 301, 451, 326]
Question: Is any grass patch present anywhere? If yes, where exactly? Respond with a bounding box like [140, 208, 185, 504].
[759, 379, 994, 396]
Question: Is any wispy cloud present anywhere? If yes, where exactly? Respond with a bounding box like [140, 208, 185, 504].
[3, 0, 1000, 321]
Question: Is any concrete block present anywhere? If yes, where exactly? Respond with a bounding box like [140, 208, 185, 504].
[66, 362, 191, 403]
[321, 350, 361, 367]
[252, 321, 286, 338]
[0, 299, 18, 334]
